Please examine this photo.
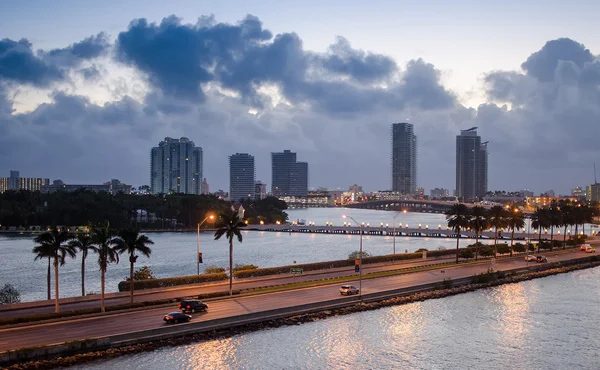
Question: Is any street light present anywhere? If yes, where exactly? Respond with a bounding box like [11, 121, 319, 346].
[392, 211, 404, 255]
[343, 214, 363, 299]
[197, 214, 215, 275]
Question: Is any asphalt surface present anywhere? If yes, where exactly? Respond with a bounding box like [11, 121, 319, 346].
[0, 249, 590, 352]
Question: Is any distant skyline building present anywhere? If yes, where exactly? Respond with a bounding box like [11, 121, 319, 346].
[391, 123, 417, 195]
[229, 153, 256, 201]
[201, 178, 209, 195]
[150, 137, 203, 195]
[430, 188, 450, 199]
[271, 150, 308, 197]
[456, 127, 488, 202]
[40, 179, 131, 194]
[0, 170, 49, 193]
[255, 181, 267, 200]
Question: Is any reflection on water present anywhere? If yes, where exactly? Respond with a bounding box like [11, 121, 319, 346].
[75, 267, 600, 370]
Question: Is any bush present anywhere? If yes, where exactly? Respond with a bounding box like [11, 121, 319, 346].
[415, 248, 429, 253]
[458, 249, 474, 259]
[118, 273, 228, 291]
[204, 265, 225, 274]
[466, 242, 485, 248]
[512, 243, 526, 253]
[0, 283, 20, 305]
[348, 251, 372, 260]
[539, 242, 553, 251]
[472, 268, 499, 284]
[496, 243, 510, 254]
[133, 266, 155, 280]
[478, 246, 495, 257]
[233, 264, 259, 273]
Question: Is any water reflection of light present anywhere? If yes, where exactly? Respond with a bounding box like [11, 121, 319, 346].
[490, 283, 531, 360]
[183, 337, 237, 369]
[383, 303, 426, 361]
[319, 317, 364, 367]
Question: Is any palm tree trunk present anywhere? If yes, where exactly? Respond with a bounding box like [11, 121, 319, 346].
[475, 232, 479, 261]
[455, 226, 460, 263]
[229, 238, 233, 296]
[47, 257, 51, 300]
[101, 268, 106, 313]
[81, 254, 86, 297]
[563, 225, 567, 249]
[130, 253, 134, 304]
[494, 230, 498, 256]
[550, 227, 554, 250]
[510, 228, 515, 257]
[54, 256, 60, 313]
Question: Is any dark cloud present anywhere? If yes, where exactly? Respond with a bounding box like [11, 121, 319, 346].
[316, 36, 397, 83]
[43, 32, 109, 67]
[521, 38, 594, 82]
[0, 38, 63, 86]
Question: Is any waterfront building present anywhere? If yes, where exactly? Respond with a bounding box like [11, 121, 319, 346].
[391, 123, 417, 195]
[229, 153, 256, 201]
[271, 150, 308, 197]
[588, 184, 600, 202]
[201, 178, 210, 195]
[40, 179, 131, 194]
[456, 127, 488, 202]
[525, 195, 578, 209]
[150, 137, 203, 195]
[255, 181, 267, 200]
[0, 170, 49, 193]
[430, 188, 450, 199]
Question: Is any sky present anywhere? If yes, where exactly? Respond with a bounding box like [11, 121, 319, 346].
[1, 0, 600, 195]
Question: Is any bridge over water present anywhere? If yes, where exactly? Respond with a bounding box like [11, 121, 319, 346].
[343, 200, 532, 214]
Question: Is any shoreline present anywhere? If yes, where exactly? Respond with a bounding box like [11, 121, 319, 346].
[3, 257, 599, 370]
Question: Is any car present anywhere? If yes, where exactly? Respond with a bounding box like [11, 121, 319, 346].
[580, 244, 591, 251]
[524, 255, 536, 262]
[340, 285, 359, 295]
[179, 300, 208, 313]
[163, 312, 192, 324]
[536, 255, 547, 263]
[585, 245, 596, 253]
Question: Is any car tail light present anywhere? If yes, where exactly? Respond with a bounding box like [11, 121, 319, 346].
[187, 305, 190, 309]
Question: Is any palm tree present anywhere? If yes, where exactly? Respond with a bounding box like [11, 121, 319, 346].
[559, 204, 573, 248]
[445, 203, 471, 263]
[488, 206, 508, 256]
[113, 229, 154, 304]
[91, 222, 120, 312]
[548, 204, 562, 249]
[68, 232, 95, 297]
[469, 206, 488, 260]
[214, 211, 246, 295]
[506, 209, 525, 256]
[531, 208, 546, 245]
[33, 229, 76, 313]
[32, 239, 52, 300]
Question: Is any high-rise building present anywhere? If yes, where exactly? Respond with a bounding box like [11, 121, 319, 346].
[0, 170, 49, 193]
[456, 127, 488, 202]
[255, 181, 267, 200]
[201, 178, 209, 195]
[150, 137, 203, 195]
[391, 123, 417, 195]
[229, 153, 256, 201]
[271, 150, 308, 197]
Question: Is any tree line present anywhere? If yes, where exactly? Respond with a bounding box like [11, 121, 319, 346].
[0, 190, 288, 229]
[445, 201, 596, 262]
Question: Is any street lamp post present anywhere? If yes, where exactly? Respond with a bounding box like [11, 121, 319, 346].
[392, 210, 407, 255]
[197, 214, 215, 275]
[343, 214, 363, 300]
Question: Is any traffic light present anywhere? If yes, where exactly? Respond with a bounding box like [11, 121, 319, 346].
[198, 252, 203, 264]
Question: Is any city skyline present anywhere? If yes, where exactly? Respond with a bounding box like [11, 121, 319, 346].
[2, 2, 600, 194]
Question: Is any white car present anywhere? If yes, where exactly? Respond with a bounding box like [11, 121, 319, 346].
[585, 245, 596, 253]
[340, 285, 359, 295]
[524, 255, 536, 262]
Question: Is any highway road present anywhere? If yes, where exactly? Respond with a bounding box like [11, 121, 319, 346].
[0, 249, 590, 352]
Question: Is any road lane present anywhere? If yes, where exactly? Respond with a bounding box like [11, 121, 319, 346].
[0, 249, 588, 352]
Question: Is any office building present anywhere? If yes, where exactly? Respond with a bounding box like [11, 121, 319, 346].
[255, 181, 267, 200]
[40, 179, 131, 194]
[456, 127, 488, 202]
[0, 170, 49, 193]
[150, 137, 203, 195]
[271, 150, 308, 197]
[391, 123, 417, 195]
[229, 153, 256, 201]
[201, 178, 210, 195]
[430, 188, 450, 199]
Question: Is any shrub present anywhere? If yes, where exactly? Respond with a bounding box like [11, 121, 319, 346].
[458, 249, 474, 259]
[478, 246, 495, 257]
[496, 243, 510, 254]
[0, 283, 20, 305]
[415, 248, 429, 253]
[133, 266, 155, 280]
[466, 242, 485, 248]
[348, 251, 372, 260]
[233, 264, 259, 273]
[512, 243, 526, 253]
[539, 242, 553, 251]
[118, 273, 228, 291]
[204, 265, 226, 274]
[472, 268, 499, 284]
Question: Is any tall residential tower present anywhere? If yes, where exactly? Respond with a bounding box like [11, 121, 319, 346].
[391, 123, 417, 194]
[271, 150, 308, 197]
[229, 153, 256, 201]
[150, 137, 203, 195]
[456, 128, 488, 202]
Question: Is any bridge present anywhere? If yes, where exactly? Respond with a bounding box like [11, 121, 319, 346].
[247, 224, 576, 241]
[343, 200, 533, 214]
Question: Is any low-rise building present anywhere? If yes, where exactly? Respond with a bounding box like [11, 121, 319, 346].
[0, 170, 49, 193]
[40, 179, 131, 194]
[430, 188, 450, 199]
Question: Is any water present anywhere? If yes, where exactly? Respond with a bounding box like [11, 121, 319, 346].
[71, 266, 600, 369]
[0, 208, 590, 302]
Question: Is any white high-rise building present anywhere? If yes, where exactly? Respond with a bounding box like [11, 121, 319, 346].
[150, 137, 203, 195]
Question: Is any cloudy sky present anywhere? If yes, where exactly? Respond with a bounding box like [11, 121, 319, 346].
[1, 0, 600, 195]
